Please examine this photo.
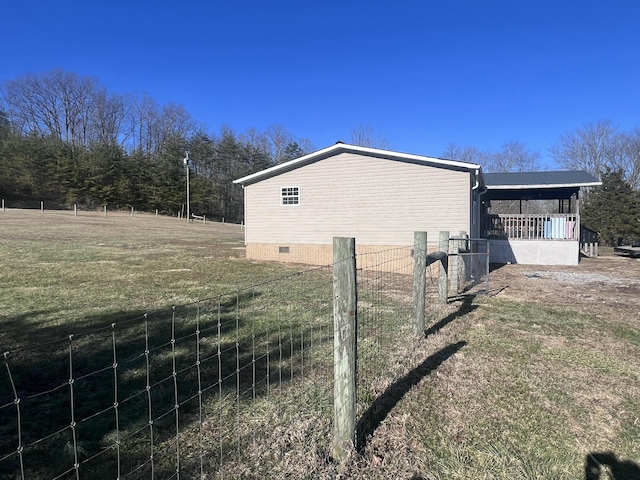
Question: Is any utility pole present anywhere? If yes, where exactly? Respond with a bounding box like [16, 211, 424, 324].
[184, 151, 190, 222]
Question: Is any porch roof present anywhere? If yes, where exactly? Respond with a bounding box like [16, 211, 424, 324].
[484, 171, 601, 200]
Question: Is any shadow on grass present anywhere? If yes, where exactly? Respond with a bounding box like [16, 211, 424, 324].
[0, 286, 334, 480]
[424, 296, 477, 338]
[356, 340, 467, 452]
[584, 452, 640, 479]
[0, 309, 61, 346]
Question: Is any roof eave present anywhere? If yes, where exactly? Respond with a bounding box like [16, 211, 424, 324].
[232, 143, 338, 185]
[488, 182, 602, 190]
[233, 143, 481, 185]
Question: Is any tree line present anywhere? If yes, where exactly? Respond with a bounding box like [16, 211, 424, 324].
[0, 70, 315, 222]
[443, 119, 640, 191]
[1, 70, 638, 242]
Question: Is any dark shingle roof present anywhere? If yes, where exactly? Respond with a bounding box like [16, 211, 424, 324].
[484, 171, 601, 189]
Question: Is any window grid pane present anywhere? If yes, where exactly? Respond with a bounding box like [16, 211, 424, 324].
[281, 187, 299, 205]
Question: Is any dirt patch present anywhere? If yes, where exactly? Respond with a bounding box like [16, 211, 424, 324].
[489, 256, 640, 325]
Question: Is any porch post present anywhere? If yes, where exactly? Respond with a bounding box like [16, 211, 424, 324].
[576, 190, 581, 242]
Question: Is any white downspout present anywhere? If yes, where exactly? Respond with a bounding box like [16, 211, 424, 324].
[242, 184, 247, 245]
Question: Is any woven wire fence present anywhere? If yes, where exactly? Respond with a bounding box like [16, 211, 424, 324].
[356, 245, 414, 397]
[0, 235, 466, 479]
[0, 267, 335, 480]
[354, 240, 445, 448]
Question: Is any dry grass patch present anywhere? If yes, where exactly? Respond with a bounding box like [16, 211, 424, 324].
[2, 211, 639, 479]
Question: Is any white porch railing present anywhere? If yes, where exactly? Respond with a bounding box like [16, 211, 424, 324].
[484, 214, 579, 240]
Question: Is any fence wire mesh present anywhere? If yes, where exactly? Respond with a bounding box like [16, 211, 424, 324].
[1, 267, 335, 480]
[0, 234, 479, 478]
[354, 242, 434, 449]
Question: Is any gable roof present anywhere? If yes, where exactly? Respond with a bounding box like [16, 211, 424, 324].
[484, 171, 601, 190]
[233, 142, 482, 186]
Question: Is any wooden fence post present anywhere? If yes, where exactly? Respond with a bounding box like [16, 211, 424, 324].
[332, 237, 357, 462]
[438, 231, 449, 304]
[413, 231, 428, 335]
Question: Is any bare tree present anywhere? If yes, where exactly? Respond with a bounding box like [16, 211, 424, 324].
[91, 90, 127, 147]
[619, 128, 640, 190]
[128, 93, 161, 155]
[296, 137, 315, 155]
[264, 124, 294, 163]
[549, 119, 621, 178]
[240, 125, 315, 164]
[485, 141, 541, 172]
[240, 127, 270, 156]
[350, 124, 392, 150]
[442, 144, 483, 164]
[4, 70, 99, 148]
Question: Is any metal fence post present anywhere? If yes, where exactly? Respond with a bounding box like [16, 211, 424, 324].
[413, 231, 427, 335]
[438, 231, 449, 304]
[450, 235, 459, 296]
[332, 237, 357, 462]
[485, 239, 491, 294]
[458, 230, 468, 295]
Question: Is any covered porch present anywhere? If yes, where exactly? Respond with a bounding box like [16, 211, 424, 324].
[484, 213, 579, 240]
[481, 171, 601, 265]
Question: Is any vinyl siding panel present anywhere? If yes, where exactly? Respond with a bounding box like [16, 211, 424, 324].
[244, 152, 471, 246]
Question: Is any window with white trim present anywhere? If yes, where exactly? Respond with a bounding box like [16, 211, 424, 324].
[281, 187, 299, 205]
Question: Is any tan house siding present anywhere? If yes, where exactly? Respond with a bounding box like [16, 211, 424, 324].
[244, 152, 471, 250]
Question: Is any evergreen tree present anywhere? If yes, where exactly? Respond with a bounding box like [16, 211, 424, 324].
[582, 170, 640, 246]
[280, 142, 305, 163]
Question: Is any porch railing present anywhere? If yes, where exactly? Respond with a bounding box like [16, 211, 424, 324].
[484, 214, 579, 240]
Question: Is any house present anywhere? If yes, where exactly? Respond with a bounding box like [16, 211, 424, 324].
[233, 143, 601, 266]
[233, 143, 483, 266]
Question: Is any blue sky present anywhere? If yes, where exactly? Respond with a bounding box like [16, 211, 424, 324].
[2, 1, 639, 167]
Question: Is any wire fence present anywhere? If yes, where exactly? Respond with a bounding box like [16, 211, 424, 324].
[1, 267, 335, 479]
[449, 237, 490, 297]
[354, 244, 419, 449]
[0, 200, 242, 227]
[0, 233, 488, 479]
